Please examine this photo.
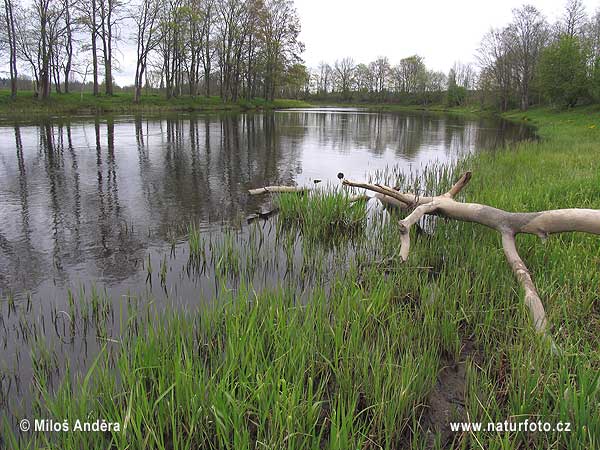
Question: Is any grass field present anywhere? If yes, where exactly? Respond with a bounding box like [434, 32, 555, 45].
[0, 90, 311, 115]
[1, 106, 599, 449]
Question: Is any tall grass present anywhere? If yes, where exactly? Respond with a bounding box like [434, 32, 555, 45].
[276, 189, 368, 243]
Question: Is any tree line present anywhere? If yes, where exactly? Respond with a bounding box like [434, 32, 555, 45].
[307, 56, 470, 106]
[2, 0, 600, 110]
[0, 0, 304, 102]
[306, 0, 600, 110]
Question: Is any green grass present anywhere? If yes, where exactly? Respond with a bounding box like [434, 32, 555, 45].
[2, 106, 600, 449]
[276, 189, 368, 243]
[0, 90, 311, 116]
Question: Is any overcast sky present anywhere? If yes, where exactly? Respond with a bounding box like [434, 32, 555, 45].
[296, 0, 599, 70]
[112, 0, 600, 86]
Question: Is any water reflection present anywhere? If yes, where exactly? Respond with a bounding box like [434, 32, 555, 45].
[0, 110, 532, 297]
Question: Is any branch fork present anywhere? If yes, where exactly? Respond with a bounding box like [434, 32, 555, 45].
[343, 171, 600, 336]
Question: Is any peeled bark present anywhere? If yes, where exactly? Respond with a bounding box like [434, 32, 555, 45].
[343, 172, 600, 336]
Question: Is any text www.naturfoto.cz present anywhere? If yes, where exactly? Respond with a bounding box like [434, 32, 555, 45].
[450, 420, 571, 433]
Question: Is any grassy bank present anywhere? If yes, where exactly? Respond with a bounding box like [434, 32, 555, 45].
[2, 107, 599, 449]
[0, 91, 311, 116]
[308, 100, 490, 117]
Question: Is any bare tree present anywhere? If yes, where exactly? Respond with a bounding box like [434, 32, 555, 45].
[507, 5, 548, 110]
[98, 0, 123, 95]
[133, 0, 160, 102]
[451, 61, 475, 89]
[315, 61, 332, 95]
[562, 0, 587, 38]
[3, 0, 18, 98]
[333, 57, 355, 99]
[199, 0, 216, 97]
[61, 0, 74, 93]
[76, 0, 101, 95]
[477, 28, 516, 111]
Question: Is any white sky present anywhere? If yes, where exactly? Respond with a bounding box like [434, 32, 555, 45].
[295, 0, 599, 71]
[111, 0, 599, 86]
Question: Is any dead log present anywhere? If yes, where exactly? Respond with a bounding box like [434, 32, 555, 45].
[343, 172, 600, 336]
[248, 185, 370, 204]
[248, 186, 309, 195]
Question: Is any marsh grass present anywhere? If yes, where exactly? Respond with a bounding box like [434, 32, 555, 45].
[276, 189, 368, 244]
[1, 107, 599, 449]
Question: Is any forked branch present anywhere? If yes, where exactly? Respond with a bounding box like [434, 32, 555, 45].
[343, 171, 600, 335]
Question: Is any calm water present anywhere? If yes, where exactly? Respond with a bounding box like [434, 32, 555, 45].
[0, 108, 533, 422]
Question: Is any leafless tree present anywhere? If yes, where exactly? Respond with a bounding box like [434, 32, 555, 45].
[132, 0, 160, 102]
[451, 61, 475, 89]
[477, 28, 516, 111]
[562, 0, 587, 38]
[333, 57, 355, 99]
[314, 61, 332, 95]
[75, 0, 102, 95]
[507, 5, 548, 110]
[371, 56, 390, 94]
[98, 0, 123, 95]
[3, 0, 18, 97]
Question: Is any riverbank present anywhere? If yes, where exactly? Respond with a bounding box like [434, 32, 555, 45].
[0, 91, 311, 115]
[308, 100, 493, 117]
[2, 106, 598, 449]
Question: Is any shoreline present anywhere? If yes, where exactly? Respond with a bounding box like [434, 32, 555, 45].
[0, 91, 312, 117]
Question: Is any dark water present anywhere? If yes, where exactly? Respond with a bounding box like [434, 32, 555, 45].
[0, 108, 533, 422]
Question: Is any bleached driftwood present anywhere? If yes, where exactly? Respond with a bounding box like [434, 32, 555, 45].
[343, 171, 600, 335]
[248, 186, 310, 195]
[248, 185, 370, 204]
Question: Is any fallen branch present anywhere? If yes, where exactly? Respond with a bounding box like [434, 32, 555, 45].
[248, 185, 369, 204]
[343, 171, 600, 336]
[248, 186, 309, 195]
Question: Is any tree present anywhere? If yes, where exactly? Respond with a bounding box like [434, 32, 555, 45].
[260, 0, 303, 101]
[447, 68, 467, 106]
[333, 57, 355, 99]
[281, 63, 308, 98]
[76, 0, 102, 95]
[3, 0, 18, 98]
[314, 61, 332, 95]
[354, 63, 372, 93]
[507, 5, 548, 110]
[371, 56, 390, 94]
[562, 0, 587, 38]
[393, 55, 427, 95]
[537, 35, 588, 107]
[60, 0, 75, 93]
[133, 0, 160, 102]
[477, 28, 516, 111]
[98, 0, 123, 95]
[451, 61, 475, 89]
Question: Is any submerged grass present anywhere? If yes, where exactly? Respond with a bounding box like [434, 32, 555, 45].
[2, 106, 600, 449]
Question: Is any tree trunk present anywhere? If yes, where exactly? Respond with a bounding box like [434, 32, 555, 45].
[4, 0, 18, 98]
[92, 30, 99, 96]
